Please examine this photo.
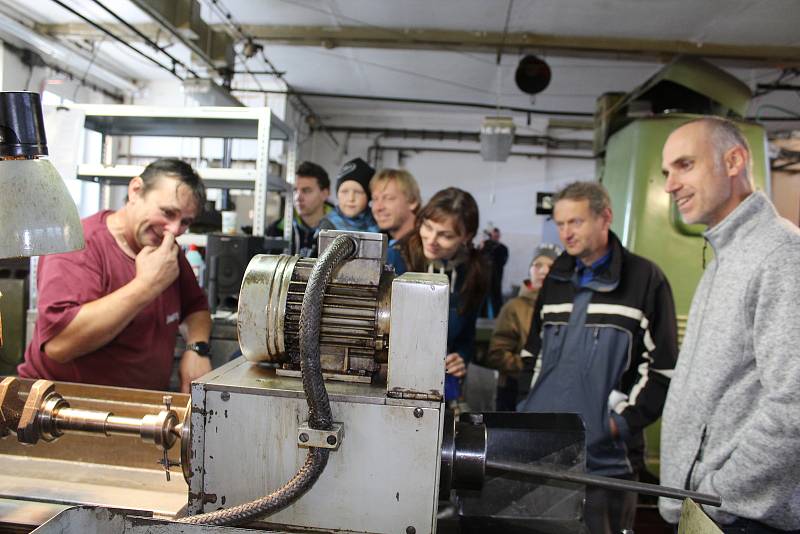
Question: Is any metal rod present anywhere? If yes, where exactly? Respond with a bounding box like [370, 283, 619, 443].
[756, 83, 800, 92]
[485, 459, 722, 507]
[54, 408, 112, 434]
[105, 415, 145, 436]
[54, 408, 142, 437]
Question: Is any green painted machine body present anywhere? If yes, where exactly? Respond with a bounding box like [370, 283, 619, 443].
[601, 114, 769, 319]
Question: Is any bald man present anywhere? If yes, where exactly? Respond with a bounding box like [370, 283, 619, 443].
[659, 117, 800, 533]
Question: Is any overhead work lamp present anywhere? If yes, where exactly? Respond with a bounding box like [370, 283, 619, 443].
[0, 91, 83, 348]
[0, 91, 83, 258]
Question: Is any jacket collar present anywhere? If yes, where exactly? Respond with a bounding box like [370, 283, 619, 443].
[294, 203, 333, 230]
[333, 205, 375, 227]
[549, 230, 624, 292]
[518, 280, 539, 302]
[704, 191, 772, 255]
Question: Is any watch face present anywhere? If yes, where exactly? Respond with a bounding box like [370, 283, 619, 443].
[190, 342, 211, 356]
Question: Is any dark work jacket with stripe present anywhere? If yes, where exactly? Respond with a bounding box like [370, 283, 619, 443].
[518, 231, 678, 476]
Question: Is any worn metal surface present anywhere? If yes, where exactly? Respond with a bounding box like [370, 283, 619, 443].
[201, 355, 396, 406]
[318, 230, 387, 287]
[187, 380, 209, 516]
[192, 371, 444, 533]
[238, 254, 299, 362]
[31, 505, 260, 534]
[0, 454, 187, 517]
[0, 380, 189, 527]
[387, 273, 449, 400]
[296, 422, 343, 450]
[0, 497, 70, 532]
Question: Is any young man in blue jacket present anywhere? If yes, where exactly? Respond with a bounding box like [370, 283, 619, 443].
[518, 181, 678, 534]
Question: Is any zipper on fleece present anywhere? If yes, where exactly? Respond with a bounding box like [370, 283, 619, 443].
[684, 424, 708, 490]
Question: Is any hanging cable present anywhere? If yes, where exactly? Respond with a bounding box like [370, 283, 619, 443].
[87, 0, 201, 79]
[199, 0, 338, 146]
[73, 37, 104, 101]
[230, 88, 595, 118]
[48, 0, 186, 81]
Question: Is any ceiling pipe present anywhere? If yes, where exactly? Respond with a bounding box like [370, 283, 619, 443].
[87, 0, 200, 79]
[231, 88, 595, 118]
[0, 12, 137, 95]
[49, 0, 186, 81]
[368, 144, 596, 163]
[321, 126, 592, 151]
[127, 0, 220, 75]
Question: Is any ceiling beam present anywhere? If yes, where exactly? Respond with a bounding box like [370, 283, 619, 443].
[37, 23, 800, 67]
[37, 22, 164, 41]
[230, 25, 800, 67]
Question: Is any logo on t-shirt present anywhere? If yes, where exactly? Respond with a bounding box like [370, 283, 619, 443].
[166, 312, 180, 325]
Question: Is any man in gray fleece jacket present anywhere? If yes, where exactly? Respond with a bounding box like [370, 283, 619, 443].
[659, 117, 800, 533]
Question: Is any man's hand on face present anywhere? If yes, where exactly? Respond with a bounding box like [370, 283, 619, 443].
[134, 231, 180, 297]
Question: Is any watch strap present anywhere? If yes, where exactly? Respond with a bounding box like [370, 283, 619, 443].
[186, 341, 211, 357]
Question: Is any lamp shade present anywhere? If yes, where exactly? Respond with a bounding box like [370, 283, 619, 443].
[0, 91, 84, 258]
[0, 158, 84, 257]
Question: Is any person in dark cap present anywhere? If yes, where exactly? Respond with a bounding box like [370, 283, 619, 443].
[485, 243, 561, 410]
[318, 157, 380, 233]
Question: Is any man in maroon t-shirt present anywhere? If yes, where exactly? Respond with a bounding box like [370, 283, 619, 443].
[18, 159, 212, 392]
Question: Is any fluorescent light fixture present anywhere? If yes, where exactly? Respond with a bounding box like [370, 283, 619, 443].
[480, 116, 516, 162]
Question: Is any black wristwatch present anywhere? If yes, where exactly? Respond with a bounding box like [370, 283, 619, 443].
[186, 341, 212, 358]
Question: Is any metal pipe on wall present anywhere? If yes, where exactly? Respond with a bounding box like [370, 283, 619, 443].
[368, 144, 596, 163]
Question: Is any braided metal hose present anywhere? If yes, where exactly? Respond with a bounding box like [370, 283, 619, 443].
[179, 235, 358, 526]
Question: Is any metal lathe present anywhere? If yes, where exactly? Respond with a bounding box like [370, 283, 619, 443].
[0, 231, 718, 533]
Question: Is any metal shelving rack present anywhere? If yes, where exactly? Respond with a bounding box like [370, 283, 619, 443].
[26, 105, 296, 333]
[65, 104, 297, 238]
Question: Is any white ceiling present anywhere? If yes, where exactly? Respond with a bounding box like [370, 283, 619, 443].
[1, 0, 798, 126]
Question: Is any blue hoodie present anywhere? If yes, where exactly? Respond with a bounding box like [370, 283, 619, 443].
[317, 206, 380, 234]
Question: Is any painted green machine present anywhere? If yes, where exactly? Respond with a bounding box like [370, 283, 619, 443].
[596, 57, 770, 326]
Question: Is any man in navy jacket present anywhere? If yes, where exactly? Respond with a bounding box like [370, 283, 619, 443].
[518, 181, 678, 534]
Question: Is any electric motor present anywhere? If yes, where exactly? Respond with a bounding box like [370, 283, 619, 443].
[238, 231, 393, 380]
